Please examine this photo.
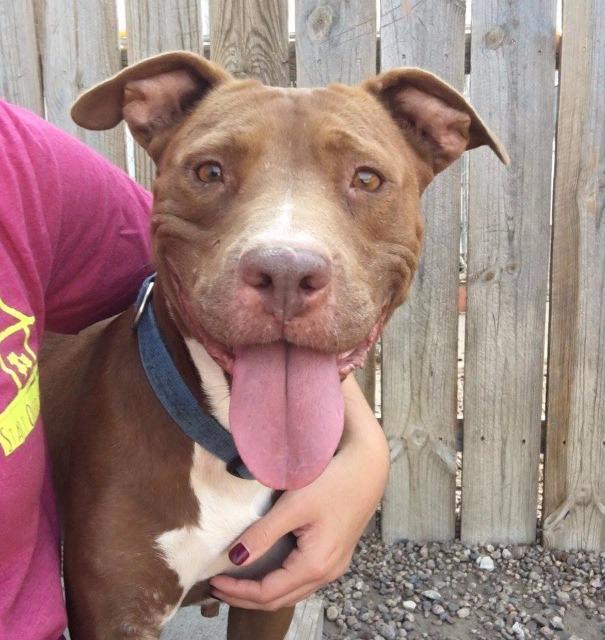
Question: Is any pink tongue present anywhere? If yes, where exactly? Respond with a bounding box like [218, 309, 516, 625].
[230, 342, 344, 490]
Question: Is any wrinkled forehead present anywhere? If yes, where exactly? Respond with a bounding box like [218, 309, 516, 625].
[168, 81, 397, 165]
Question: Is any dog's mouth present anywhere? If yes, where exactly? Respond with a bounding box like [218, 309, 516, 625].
[172, 275, 385, 490]
[186, 313, 385, 490]
[189, 312, 385, 380]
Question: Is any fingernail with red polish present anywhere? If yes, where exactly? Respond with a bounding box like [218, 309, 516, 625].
[229, 542, 249, 565]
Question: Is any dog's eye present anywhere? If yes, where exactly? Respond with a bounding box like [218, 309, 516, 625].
[352, 168, 382, 192]
[196, 162, 223, 183]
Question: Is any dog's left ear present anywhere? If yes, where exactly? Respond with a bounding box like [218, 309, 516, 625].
[363, 68, 509, 180]
[71, 51, 232, 161]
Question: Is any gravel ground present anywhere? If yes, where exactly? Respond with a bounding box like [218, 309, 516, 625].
[320, 527, 604, 640]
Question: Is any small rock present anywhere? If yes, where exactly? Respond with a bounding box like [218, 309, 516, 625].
[556, 591, 570, 605]
[431, 604, 445, 616]
[511, 621, 526, 639]
[376, 621, 397, 640]
[457, 607, 471, 619]
[402, 600, 417, 612]
[343, 601, 356, 616]
[540, 626, 554, 638]
[512, 546, 526, 560]
[502, 548, 513, 560]
[326, 605, 339, 621]
[532, 614, 548, 627]
[477, 555, 495, 571]
[390, 607, 404, 623]
[421, 589, 441, 601]
[529, 570, 541, 581]
[550, 615, 564, 630]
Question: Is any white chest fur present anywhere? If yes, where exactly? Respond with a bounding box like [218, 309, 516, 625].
[155, 445, 273, 591]
[154, 339, 274, 606]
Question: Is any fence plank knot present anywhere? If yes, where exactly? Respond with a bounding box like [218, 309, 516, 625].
[543, 484, 605, 544]
[389, 427, 456, 475]
[307, 5, 335, 42]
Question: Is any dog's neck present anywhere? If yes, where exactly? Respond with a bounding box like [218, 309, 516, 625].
[183, 337, 231, 430]
[151, 281, 232, 431]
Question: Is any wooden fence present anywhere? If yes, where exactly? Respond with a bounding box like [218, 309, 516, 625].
[1, 0, 603, 552]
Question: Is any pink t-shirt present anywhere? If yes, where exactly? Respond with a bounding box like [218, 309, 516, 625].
[0, 100, 152, 640]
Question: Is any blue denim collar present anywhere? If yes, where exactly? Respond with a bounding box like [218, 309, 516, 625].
[134, 274, 252, 480]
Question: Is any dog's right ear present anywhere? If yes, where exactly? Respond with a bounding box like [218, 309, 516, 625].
[363, 68, 509, 187]
[71, 51, 231, 160]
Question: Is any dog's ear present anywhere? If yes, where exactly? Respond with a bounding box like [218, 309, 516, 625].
[71, 51, 231, 160]
[363, 68, 509, 181]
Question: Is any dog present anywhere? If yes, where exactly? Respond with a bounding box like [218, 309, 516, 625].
[40, 51, 508, 640]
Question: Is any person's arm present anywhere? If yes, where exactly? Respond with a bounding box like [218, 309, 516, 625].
[0, 100, 152, 334]
[42, 125, 153, 331]
[209, 375, 389, 610]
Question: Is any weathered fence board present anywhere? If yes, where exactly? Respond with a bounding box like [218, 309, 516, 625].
[295, 0, 376, 87]
[0, 0, 43, 115]
[209, 0, 289, 86]
[296, 0, 377, 405]
[461, 1, 556, 544]
[543, 0, 605, 552]
[379, 0, 465, 543]
[37, 0, 126, 169]
[125, 0, 203, 187]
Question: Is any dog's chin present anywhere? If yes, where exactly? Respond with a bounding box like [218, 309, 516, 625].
[187, 311, 386, 379]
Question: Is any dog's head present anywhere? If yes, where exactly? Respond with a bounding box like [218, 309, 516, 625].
[73, 52, 507, 489]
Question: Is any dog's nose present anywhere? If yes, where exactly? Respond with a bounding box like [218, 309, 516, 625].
[239, 246, 332, 320]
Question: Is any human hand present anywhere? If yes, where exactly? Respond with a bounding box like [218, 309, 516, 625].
[209, 376, 389, 611]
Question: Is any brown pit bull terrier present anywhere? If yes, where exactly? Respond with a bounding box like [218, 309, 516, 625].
[40, 51, 508, 640]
